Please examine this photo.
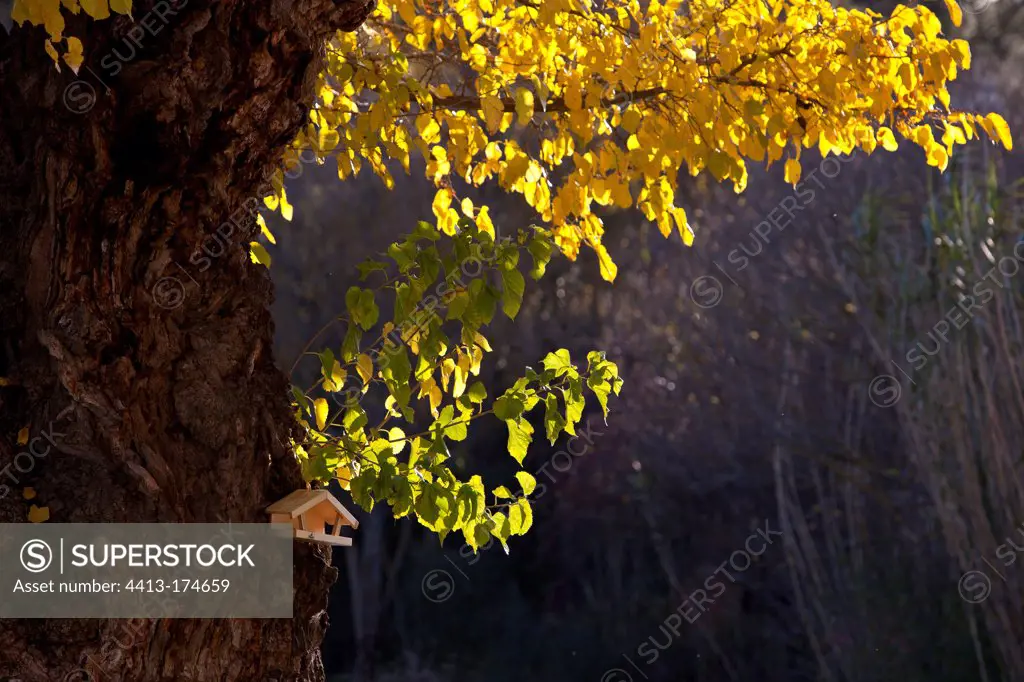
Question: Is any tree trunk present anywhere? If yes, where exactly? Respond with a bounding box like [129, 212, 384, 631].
[0, 0, 372, 679]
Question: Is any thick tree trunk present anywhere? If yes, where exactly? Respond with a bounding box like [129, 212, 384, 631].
[0, 0, 372, 679]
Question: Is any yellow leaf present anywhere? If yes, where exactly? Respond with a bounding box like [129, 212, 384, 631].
[279, 189, 293, 221]
[784, 158, 802, 185]
[389, 427, 407, 454]
[108, 0, 131, 15]
[461, 197, 474, 217]
[43, 3, 64, 40]
[898, 63, 915, 91]
[439, 357, 455, 391]
[473, 331, 492, 352]
[986, 113, 1012, 150]
[212, 0, 1000, 312]
[419, 376, 443, 417]
[432, 188, 453, 222]
[28, 505, 50, 523]
[927, 143, 949, 171]
[249, 242, 272, 267]
[318, 128, 340, 152]
[336, 464, 353, 491]
[943, 0, 962, 27]
[324, 360, 347, 391]
[673, 208, 694, 246]
[17, 426, 29, 446]
[0, 377, 10, 386]
[11, 0, 29, 24]
[564, 78, 583, 111]
[621, 108, 642, 134]
[417, 115, 441, 145]
[257, 214, 276, 245]
[515, 88, 534, 126]
[44, 40, 60, 68]
[951, 39, 971, 69]
[79, 0, 110, 19]
[481, 94, 505, 134]
[453, 352, 471, 398]
[877, 127, 899, 152]
[595, 243, 618, 282]
[313, 398, 329, 430]
[475, 205, 495, 238]
[23, 487, 36, 500]
[357, 353, 374, 384]
[63, 36, 84, 73]
[468, 43, 487, 70]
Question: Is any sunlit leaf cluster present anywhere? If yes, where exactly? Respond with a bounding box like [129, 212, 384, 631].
[11, 0, 130, 71]
[289, 223, 621, 549]
[267, 0, 1011, 281]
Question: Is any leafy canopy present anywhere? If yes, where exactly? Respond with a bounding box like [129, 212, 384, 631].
[10, 0, 1013, 547]
[13, 0, 1012, 275]
[289, 222, 622, 551]
[285, 0, 1010, 280]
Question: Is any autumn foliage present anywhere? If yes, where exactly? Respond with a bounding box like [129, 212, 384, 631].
[8, 0, 1012, 549]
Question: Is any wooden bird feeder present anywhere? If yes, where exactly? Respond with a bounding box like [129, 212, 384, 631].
[266, 489, 359, 547]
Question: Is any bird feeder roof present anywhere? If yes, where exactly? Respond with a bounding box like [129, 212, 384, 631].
[265, 489, 359, 529]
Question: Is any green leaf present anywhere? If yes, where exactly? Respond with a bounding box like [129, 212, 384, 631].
[464, 279, 497, 330]
[515, 471, 536, 496]
[489, 511, 512, 543]
[413, 220, 441, 241]
[299, 446, 332, 483]
[493, 486, 514, 499]
[388, 241, 418, 271]
[357, 259, 389, 280]
[291, 386, 312, 416]
[349, 467, 378, 512]
[390, 476, 414, 517]
[318, 348, 336, 375]
[433, 404, 469, 442]
[544, 392, 566, 444]
[500, 268, 526, 319]
[506, 417, 534, 464]
[319, 349, 347, 391]
[341, 324, 361, 362]
[542, 349, 574, 378]
[446, 290, 471, 321]
[527, 234, 553, 280]
[382, 343, 411, 385]
[509, 498, 533, 535]
[389, 427, 407, 454]
[497, 243, 520, 270]
[562, 377, 585, 435]
[456, 481, 482, 522]
[416, 484, 441, 525]
[343, 405, 368, 432]
[346, 287, 380, 331]
[416, 248, 442, 284]
[472, 521, 491, 550]
[373, 455, 397, 500]
[395, 281, 422, 326]
[588, 374, 612, 419]
[494, 394, 525, 421]
[466, 381, 487, 404]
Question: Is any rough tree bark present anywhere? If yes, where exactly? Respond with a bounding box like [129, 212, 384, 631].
[0, 0, 373, 679]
